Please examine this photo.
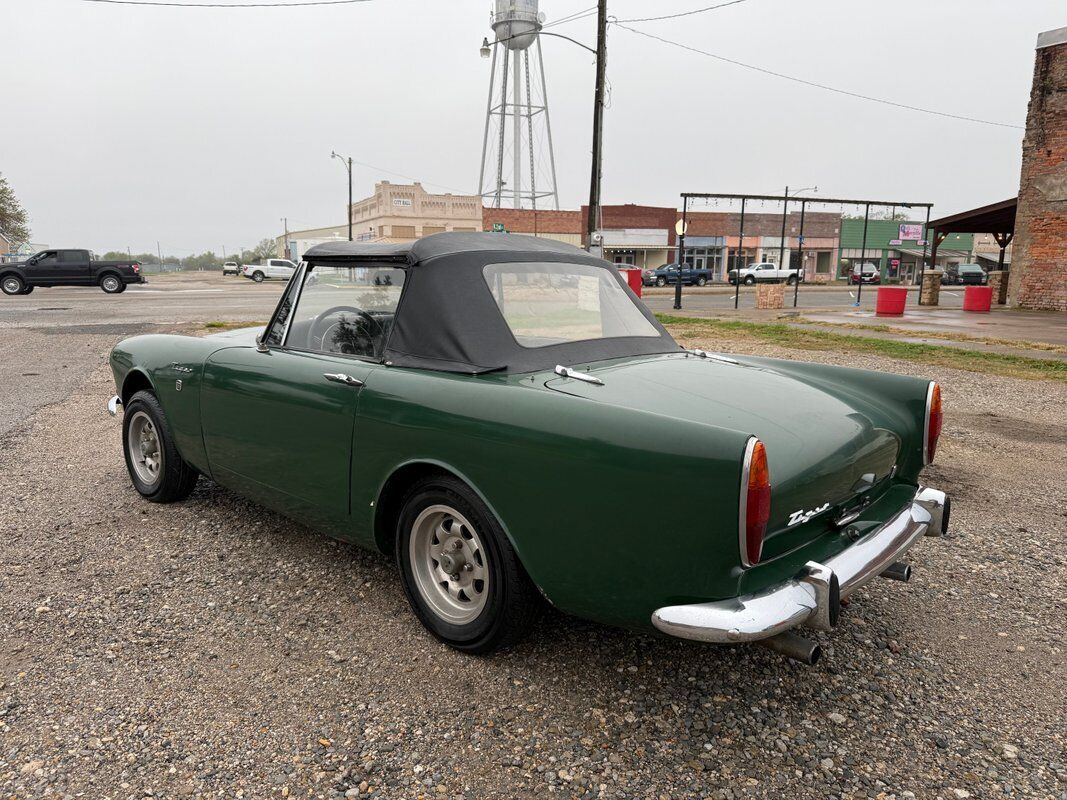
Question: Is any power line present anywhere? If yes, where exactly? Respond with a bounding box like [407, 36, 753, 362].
[544, 6, 597, 28]
[82, 0, 373, 7]
[615, 0, 749, 23]
[613, 22, 1024, 130]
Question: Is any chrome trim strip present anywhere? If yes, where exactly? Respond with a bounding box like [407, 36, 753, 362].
[107, 395, 122, 417]
[279, 262, 308, 350]
[923, 381, 936, 466]
[651, 486, 947, 644]
[738, 437, 758, 568]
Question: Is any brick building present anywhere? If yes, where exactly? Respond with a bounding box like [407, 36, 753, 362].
[1009, 26, 1067, 312]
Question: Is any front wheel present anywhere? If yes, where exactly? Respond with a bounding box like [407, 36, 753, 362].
[252, 271, 265, 283]
[397, 476, 541, 654]
[122, 391, 199, 503]
[2, 275, 26, 295]
[655, 276, 667, 287]
[20, 286, 34, 295]
[743, 275, 756, 286]
[100, 274, 123, 294]
[695, 276, 708, 287]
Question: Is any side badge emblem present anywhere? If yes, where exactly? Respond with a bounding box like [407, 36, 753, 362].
[175, 379, 183, 392]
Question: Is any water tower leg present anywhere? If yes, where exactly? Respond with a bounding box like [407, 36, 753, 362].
[478, 45, 499, 202]
[536, 36, 560, 211]
[525, 50, 538, 210]
[513, 48, 522, 208]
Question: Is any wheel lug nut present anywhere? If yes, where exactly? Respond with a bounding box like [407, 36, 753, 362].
[463, 563, 473, 572]
[450, 573, 459, 581]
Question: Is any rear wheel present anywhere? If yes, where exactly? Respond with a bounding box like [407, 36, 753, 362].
[786, 275, 798, 286]
[2, 275, 25, 295]
[100, 274, 123, 293]
[252, 271, 265, 283]
[122, 390, 199, 503]
[397, 475, 541, 654]
[655, 276, 667, 287]
[695, 276, 707, 287]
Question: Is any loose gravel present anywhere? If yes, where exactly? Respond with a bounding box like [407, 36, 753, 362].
[0, 331, 1064, 799]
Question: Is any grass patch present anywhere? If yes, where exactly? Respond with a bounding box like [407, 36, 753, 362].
[793, 318, 1067, 355]
[202, 320, 265, 331]
[657, 314, 1067, 383]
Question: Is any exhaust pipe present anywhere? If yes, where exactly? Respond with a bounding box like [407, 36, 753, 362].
[756, 631, 821, 665]
[880, 561, 912, 582]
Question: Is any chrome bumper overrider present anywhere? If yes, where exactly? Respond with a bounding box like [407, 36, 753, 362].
[107, 395, 123, 417]
[651, 486, 949, 644]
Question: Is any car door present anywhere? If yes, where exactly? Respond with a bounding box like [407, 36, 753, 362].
[26, 251, 60, 285]
[199, 262, 404, 533]
[57, 250, 91, 284]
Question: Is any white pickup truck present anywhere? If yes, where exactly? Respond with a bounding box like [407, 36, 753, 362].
[242, 258, 297, 283]
[727, 262, 804, 286]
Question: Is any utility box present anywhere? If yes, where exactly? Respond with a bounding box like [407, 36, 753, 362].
[756, 282, 784, 309]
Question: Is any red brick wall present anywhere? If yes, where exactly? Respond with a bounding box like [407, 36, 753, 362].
[1010, 34, 1067, 312]
[482, 207, 583, 235]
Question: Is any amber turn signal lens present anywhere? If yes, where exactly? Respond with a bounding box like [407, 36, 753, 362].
[743, 440, 770, 567]
[925, 383, 942, 465]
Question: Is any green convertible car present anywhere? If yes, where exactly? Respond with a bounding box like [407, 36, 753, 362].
[107, 233, 949, 664]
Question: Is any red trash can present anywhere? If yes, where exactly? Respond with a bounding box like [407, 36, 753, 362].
[622, 268, 643, 298]
[963, 285, 993, 312]
[875, 286, 908, 316]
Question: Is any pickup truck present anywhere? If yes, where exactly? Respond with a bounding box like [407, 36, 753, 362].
[222, 262, 241, 276]
[1, 249, 144, 296]
[242, 258, 297, 282]
[643, 263, 713, 287]
[727, 262, 803, 286]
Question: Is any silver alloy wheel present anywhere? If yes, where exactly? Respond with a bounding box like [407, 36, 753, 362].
[409, 504, 489, 625]
[127, 410, 163, 486]
[102, 275, 120, 292]
[3, 277, 21, 294]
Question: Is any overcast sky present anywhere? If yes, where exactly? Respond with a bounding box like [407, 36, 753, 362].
[2, 0, 1062, 256]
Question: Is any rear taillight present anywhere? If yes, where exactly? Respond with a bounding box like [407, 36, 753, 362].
[739, 438, 770, 568]
[924, 382, 942, 465]
[132, 263, 140, 274]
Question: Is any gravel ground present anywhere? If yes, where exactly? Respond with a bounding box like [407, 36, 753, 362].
[0, 331, 1064, 800]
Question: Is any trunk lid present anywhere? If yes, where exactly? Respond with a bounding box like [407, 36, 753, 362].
[545, 354, 900, 559]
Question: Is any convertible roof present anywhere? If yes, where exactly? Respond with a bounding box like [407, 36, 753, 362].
[303, 232, 679, 374]
[303, 232, 586, 265]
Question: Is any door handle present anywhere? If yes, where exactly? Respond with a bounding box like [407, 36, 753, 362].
[324, 373, 365, 387]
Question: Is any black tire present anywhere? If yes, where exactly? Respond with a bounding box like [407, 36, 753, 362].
[786, 275, 797, 286]
[743, 275, 756, 286]
[695, 276, 707, 287]
[114, 283, 127, 294]
[396, 475, 542, 654]
[122, 390, 199, 503]
[20, 286, 35, 295]
[655, 277, 667, 287]
[252, 271, 265, 283]
[100, 273, 123, 294]
[2, 275, 25, 295]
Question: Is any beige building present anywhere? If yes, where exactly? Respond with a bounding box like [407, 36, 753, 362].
[350, 181, 482, 243]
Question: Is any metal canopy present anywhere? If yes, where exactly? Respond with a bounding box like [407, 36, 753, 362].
[927, 198, 1017, 235]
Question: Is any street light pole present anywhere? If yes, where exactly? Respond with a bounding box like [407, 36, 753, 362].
[586, 0, 608, 252]
[331, 151, 354, 241]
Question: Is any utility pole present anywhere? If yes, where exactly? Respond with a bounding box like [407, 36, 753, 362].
[347, 157, 353, 241]
[157, 241, 163, 272]
[585, 0, 608, 252]
[778, 185, 789, 273]
[281, 217, 290, 260]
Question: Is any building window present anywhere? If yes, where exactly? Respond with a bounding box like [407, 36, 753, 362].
[391, 225, 417, 239]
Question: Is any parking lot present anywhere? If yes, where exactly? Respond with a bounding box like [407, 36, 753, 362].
[0, 276, 1064, 799]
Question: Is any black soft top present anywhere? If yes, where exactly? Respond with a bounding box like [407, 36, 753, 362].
[302, 232, 679, 375]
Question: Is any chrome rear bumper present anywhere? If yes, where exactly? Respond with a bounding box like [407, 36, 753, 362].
[651, 486, 949, 644]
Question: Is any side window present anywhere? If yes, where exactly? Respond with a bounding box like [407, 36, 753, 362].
[58, 250, 86, 263]
[264, 275, 301, 346]
[36, 252, 58, 267]
[284, 264, 407, 358]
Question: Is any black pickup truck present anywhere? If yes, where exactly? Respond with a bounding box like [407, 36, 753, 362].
[1, 249, 144, 296]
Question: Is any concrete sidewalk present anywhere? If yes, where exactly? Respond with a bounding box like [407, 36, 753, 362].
[654, 303, 1067, 362]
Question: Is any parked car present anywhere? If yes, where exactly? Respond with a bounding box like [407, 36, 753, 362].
[644, 263, 713, 287]
[222, 262, 241, 276]
[848, 263, 882, 285]
[106, 233, 949, 663]
[728, 262, 803, 286]
[1, 249, 144, 296]
[242, 258, 297, 282]
[943, 264, 988, 286]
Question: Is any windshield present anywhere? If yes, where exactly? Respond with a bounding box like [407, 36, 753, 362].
[959, 265, 983, 273]
[483, 261, 660, 348]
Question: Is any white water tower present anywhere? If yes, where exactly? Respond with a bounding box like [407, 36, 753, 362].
[478, 0, 560, 210]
